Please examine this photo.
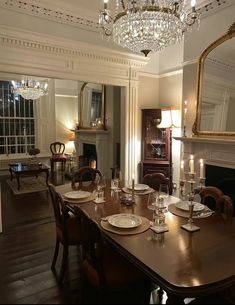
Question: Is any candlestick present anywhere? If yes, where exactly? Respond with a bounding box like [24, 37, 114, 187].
[199, 159, 204, 179]
[132, 174, 135, 202]
[180, 160, 185, 180]
[189, 155, 194, 174]
[183, 100, 187, 137]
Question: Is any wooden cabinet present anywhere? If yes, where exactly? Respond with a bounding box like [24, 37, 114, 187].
[140, 109, 172, 193]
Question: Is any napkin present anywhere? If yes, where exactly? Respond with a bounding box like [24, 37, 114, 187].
[150, 221, 169, 233]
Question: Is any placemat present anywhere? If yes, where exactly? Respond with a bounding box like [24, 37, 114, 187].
[62, 193, 96, 204]
[100, 216, 150, 235]
[168, 203, 214, 219]
[122, 187, 155, 196]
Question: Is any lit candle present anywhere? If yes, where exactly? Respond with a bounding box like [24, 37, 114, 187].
[180, 160, 185, 180]
[132, 174, 135, 201]
[189, 155, 194, 174]
[184, 100, 187, 126]
[199, 159, 204, 179]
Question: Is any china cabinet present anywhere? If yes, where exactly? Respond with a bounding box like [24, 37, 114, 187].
[140, 109, 172, 193]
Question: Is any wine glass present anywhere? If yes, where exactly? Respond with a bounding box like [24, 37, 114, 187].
[147, 191, 158, 210]
[99, 176, 106, 190]
[158, 184, 169, 212]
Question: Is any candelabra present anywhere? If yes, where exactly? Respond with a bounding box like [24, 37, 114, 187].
[179, 171, 205, 232]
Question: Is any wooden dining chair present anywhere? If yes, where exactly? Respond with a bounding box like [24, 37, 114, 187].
[71, 166, 102, 190]
[50, 141, 67, 175]
[195, 186, 234, 217]
[143, 172, 172, 195]
[74, 206, 152, 304]
[48, 183, 84, 284]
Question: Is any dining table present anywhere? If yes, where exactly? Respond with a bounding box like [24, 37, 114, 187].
[56, 181, 235, 304]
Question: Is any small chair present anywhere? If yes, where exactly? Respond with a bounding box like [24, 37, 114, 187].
[48, 183, 84, 284]
[50, 142, 67, 174]
[74, 206, 152, 304]
[195, 186, 234, 217]
[71, 166, 102, 190]
[143, 172, 172, 194]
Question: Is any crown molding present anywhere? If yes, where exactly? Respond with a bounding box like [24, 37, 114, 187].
[0, 25, 148, 70]
[0, 0, 100, 32]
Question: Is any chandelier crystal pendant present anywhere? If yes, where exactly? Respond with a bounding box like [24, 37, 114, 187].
[99, 0, 200, 57]
[12, 77, 48, 100]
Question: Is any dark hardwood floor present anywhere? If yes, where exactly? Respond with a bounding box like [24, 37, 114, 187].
[0, 172, 154, 304]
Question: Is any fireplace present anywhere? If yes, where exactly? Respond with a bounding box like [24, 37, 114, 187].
[206, 164, 235, 205]
[75, 129, 109, 177]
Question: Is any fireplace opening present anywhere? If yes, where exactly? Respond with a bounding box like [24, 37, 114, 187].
[206, 164, 235, 214]
[80, 143, 97, 169]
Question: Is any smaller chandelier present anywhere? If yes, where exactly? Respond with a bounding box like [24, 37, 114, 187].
[99, 0, 200, 57]
[12, 77, 48, 100]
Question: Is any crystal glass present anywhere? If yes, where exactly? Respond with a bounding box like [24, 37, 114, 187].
[147, 191, 158, 210]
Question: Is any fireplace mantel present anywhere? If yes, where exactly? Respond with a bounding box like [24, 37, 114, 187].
[174, 136, 235, 146]
[174, 136, 235, 171]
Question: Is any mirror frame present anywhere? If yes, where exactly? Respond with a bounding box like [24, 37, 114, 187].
[193, 23, 235, 137]
[78, 82, 107, 130]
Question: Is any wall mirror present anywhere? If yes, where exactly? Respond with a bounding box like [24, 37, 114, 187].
[193, 23, 235, 137]
[79, 82, 106, 130]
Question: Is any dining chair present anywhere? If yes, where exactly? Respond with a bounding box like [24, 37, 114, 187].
[195, 186, 234, 217]
[71, 166, 102, 190]
[74, 206, 152, 304]
[50, 141, 67, 175]
[48, 183, 84, 284]
[143, 172, 172, 195]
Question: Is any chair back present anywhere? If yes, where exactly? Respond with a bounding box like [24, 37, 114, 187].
[48, 183, 68, 240]
[143, 172, 171, 192]
[197, 186, 234, 217]
[71, 166, 102, 189]
[50, 142, 65, 155]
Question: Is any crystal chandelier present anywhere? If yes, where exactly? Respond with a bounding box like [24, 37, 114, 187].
[12, 77, 48, 100]
[99, 0, 200, 56]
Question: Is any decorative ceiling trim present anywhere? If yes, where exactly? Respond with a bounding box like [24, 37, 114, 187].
[0, 25, 148, 69]
[0, 0, 232, 34]
[0, 0, 100, 32]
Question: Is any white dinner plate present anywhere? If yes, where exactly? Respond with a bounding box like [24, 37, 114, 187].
[64, 190, 91, 200]
[128, 184, 149, 191]
[108, 213, 142, 229]
[175, 201, 205, 212]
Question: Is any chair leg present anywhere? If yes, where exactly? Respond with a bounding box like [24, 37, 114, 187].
[51, 239, 59, 271]
[58, 245, 69, 284]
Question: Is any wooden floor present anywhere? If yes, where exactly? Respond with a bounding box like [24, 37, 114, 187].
[0, 172, 156, 304]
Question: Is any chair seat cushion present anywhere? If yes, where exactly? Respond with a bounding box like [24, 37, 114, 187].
[51, 154, 67, 161]
[83, 244, 147, 288]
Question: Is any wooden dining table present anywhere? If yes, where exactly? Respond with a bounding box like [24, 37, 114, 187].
[56, 182, 235, 304]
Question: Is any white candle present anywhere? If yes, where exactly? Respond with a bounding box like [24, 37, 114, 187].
[199, 159, 204, 179]
[180, 160, 185, 180]
[189, 155, 194, 174]
[184, 100, 187, 126]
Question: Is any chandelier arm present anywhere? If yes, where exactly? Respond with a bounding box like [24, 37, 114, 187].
[121, 0, 125, 10]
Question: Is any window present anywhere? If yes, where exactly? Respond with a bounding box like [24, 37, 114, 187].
[0, 81, 35, 155]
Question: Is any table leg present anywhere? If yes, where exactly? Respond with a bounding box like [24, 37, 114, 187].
[46, 170, 49, 186]
[16, 175, 20, 190]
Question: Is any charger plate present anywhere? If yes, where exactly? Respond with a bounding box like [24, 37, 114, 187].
[168, 203, 213, 219]
[122, 187, 154, 195]
[101, 216, 150, 235]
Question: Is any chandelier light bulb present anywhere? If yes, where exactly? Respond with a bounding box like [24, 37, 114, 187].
[12, 77, 48, 100]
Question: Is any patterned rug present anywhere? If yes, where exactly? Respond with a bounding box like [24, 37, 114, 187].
[7, 176, 48, 195]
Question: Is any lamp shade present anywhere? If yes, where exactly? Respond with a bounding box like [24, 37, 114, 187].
[157, 108, 181, 129]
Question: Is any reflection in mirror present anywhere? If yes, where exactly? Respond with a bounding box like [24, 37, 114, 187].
[79, 82, 106, 129]
[194, 23, 235, 136]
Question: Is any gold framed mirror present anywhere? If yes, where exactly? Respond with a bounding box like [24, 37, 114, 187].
[78, 82, 106, 130]
[193, 23, 235, 137]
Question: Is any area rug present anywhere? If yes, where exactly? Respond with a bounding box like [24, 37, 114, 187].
[7, 176, 48, 195]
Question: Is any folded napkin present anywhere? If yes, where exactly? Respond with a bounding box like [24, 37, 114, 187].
[150, 221, 169, 233]
[93, 198, 106, 204]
